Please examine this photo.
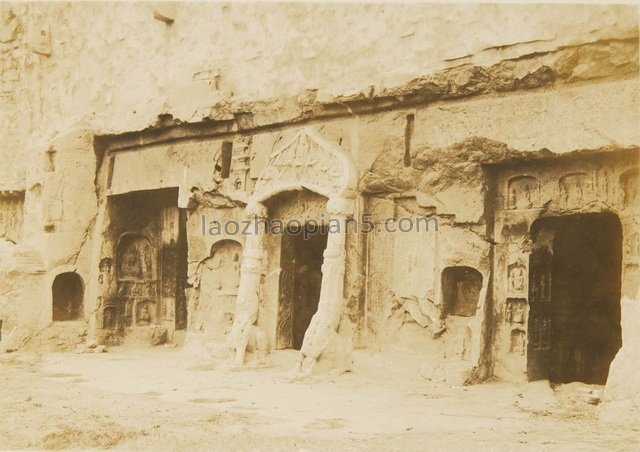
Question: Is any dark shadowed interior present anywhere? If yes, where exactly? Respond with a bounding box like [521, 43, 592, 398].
[442, 266, 482, 317]
[528, 213, 622, 384]
[52, 272, 84, 321]
[279, 224, 328, 350]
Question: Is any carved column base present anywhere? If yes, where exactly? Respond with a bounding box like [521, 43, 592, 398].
[227, 202, 267, 367]
[294, 197, 353, 376]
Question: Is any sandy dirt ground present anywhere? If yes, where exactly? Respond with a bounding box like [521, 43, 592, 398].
[0, 345, 638, 451]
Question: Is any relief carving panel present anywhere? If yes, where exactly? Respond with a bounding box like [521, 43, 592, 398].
[510, 329, 526, 355]
[116, 234, 158, 328]
[507, 175, 539, 210]
[253, 128, 349, 200]
[559, 172, 593, 209]
[624, 231, 639, 264]
[0, 191, 24, 242]
[620, 168, 638, 210]
[192, 240, 242, 338]
[507, 258, 527, 296]
[505, 298, 527, 324]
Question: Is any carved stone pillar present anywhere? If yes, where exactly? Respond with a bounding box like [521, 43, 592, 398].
[297, 196, 354, 373]
[227, 201, 267, 366]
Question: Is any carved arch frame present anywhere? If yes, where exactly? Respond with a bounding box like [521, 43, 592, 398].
[228, 127, 357, 369]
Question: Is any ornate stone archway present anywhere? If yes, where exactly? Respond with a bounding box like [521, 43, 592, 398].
[227, 127, 357, 372]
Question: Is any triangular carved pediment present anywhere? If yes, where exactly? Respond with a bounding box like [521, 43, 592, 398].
[253, 128, 355, 201]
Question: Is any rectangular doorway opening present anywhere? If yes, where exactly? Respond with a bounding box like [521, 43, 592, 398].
[108, 188, 188, 340]
[277, 223, 328, 350]
[528, 212, 622, 384]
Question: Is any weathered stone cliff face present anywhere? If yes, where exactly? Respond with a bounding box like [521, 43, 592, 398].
[1, 3, 638, 183]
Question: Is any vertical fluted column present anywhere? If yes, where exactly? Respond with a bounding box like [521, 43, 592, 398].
[227, 201, 267, 366]
[296, 196, 354, 374]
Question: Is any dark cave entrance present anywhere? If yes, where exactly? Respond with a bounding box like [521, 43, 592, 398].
[527, 212, 622, 384]
[52, 272, 84, 321]
[278, 224, 328, 350]
[108, 188, 188, 337]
